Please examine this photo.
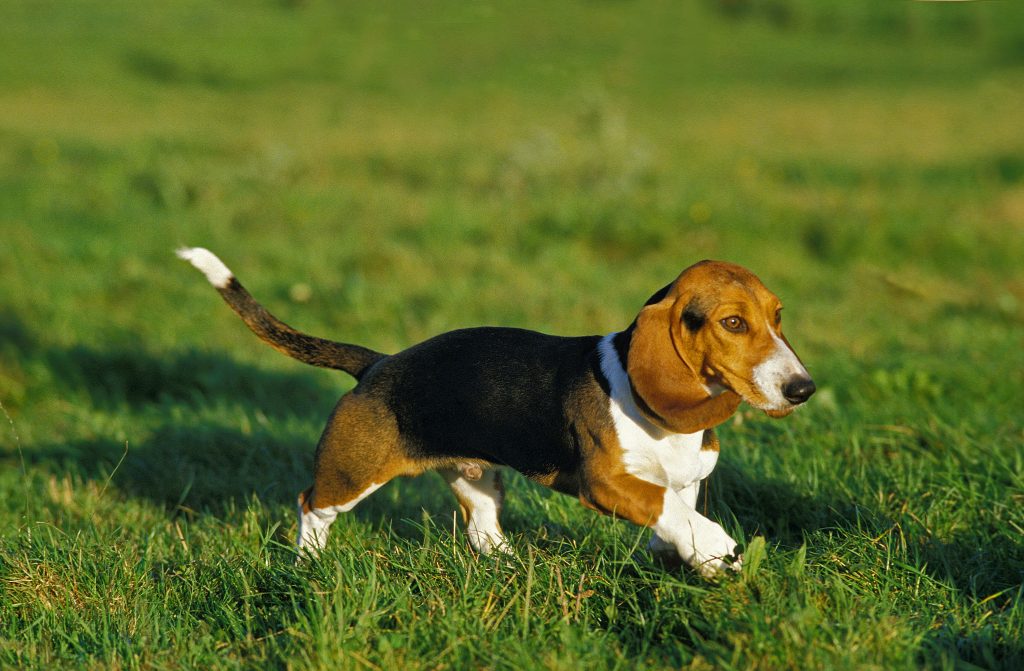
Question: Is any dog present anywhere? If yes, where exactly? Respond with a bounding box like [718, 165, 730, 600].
[177, 248, 814, 577]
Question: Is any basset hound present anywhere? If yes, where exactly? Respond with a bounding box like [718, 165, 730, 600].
[178, 248, 814, 577]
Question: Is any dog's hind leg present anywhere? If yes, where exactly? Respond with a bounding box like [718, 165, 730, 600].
[295, 393, 409, 559]
[440, 466, 508, 555]
[296, 481, 385, 556]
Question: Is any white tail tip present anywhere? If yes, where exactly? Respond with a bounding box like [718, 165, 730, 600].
[176, 247, 233, 289]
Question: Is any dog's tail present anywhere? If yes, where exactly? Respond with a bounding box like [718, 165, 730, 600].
[176, 247, 385, 379]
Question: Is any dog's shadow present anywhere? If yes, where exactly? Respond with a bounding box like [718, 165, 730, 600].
[48, 343, 341, 422]
[3, 313, 522, 537]
[9, 315, 1022, 666]
[3, 313, 317, 514]
[13, 328, 452, 528]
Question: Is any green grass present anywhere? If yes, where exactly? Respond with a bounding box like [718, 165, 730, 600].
[1, 1, 1023, 668]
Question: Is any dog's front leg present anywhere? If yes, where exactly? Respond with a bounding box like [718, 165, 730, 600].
[655, 485, 742, 577]
[647, 479, 700, 562]
[582, 473, 741, 578]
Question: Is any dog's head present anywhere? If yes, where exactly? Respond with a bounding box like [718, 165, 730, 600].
[626, 260, 814, 431]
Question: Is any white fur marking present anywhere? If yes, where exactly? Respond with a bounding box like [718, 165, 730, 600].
[704, 382, 728, 397]
[652, 488, 741, 578]
[296, 482, 383, 556]
[176, 247, 234, 289]
[600, 334, 739, 575]
[751, 330, 810, 411]
[598, 335, 717, 489]
[443, 470, 507, 554]
[648, 479, 701, 557]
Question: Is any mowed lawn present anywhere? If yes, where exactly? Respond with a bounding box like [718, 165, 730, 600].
[1, 1, 1023, 669]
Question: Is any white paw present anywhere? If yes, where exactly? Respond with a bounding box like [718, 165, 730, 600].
[468, 527, 511, 556]
[690, 523, 742, 578]
[693, 551, 743, 578]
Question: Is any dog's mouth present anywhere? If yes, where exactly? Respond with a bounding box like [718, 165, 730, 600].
[757, 375, 816, 418]
[710, 375, 812, 419]
[737, 392, 797, 418]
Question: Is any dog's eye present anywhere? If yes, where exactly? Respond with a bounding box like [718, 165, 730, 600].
[775, 308, 782, 326]
[720, 316, 748, 333]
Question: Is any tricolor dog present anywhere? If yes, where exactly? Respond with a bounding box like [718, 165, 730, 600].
[178, 249, 814, 576]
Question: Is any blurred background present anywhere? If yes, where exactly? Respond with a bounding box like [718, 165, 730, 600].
[1, 4, 1023, 667]
[1, 0, 1022, 474]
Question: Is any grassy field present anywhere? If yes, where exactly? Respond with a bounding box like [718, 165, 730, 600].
[1, 1, 1023, 668]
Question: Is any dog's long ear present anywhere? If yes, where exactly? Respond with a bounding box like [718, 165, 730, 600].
[626, 290, 740, 433]
[627, 295, 708, 426]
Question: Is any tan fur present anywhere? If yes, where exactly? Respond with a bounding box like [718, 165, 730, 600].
[300, 261, 803, 547]
[456, 462, 484, 481]
[628, 260, 797, 428]
[304, 393, 420, 511]
[701, 428, 720, 452]
[628, 296, 742, 433]
[578, 426, 667, 525]
[181, 250, 810, 570]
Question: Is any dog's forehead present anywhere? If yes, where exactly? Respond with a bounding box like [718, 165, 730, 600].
[673, 261, 776, 304]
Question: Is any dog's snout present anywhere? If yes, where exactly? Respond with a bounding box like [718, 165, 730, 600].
[782, 377, 816, 405]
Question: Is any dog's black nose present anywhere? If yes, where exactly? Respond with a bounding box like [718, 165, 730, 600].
[782, 377, 816, 405]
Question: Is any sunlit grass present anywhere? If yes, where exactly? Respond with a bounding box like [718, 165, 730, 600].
[1, 1, 1022, 669]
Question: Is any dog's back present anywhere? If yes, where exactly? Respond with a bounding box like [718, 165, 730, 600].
[359, 327, 603, 478]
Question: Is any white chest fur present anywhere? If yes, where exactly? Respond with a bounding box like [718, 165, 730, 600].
[598, 335, 720, 491]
